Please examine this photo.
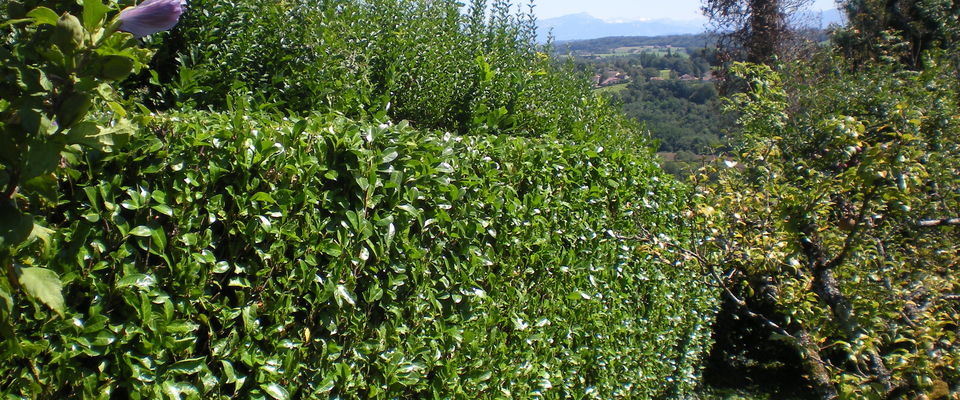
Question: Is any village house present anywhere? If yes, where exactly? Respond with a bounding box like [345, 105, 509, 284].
[595, 70, 631, 87]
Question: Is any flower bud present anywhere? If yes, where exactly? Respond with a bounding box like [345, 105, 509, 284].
[52, 13, 84, 53]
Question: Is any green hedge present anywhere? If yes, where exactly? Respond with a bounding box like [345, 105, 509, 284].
[1, 109, 716, 398]
[141, 0, 639, 144]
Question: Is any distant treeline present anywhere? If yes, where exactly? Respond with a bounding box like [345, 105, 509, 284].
[578, 51, 716, 80]
[571, 44, 727, 157]
[556, 29, 830, 55]
[556, 34, 716, 54]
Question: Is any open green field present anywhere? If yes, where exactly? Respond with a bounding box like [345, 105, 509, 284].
[594, 82, 630, 93]
[614, 45, 690, 57]
[585, 46, 690, 58]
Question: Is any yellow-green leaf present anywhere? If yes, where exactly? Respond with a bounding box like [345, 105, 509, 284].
[17, 267, 65, 316]
[26, 7, 59, 26]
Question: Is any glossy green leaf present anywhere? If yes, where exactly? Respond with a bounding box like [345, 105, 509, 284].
[167, 358, 205, 375]
[221, 360, 239, 383]
[162, 381, 198, 398]
[261, 382, 289, 400]
[335, 285, 355, 307]
[116, 273, 156, 290]
[315, 374, 336, 394]
[242, 304, 258, 332]
[129, 225, 153, 237]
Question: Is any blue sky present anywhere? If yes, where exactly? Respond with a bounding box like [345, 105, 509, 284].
[531, 0, 839, 21]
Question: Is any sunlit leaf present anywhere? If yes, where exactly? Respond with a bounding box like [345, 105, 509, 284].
[17, 267, 65, 316]
[128, 225, 152, 237]
[116, 273, 156, 290]
[261, 382, 289, 400]
[167, 358, 205, 375]
[26, 7, 59, 26]
[82, 0, 111, 31]
[335, 285, 356, 307]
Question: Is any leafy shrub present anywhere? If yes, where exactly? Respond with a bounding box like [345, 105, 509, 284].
[1, 107, 717, 398]
[140, 0, 637, 143]
[1, 0, 176, 333]
[693, 55, 960, 398]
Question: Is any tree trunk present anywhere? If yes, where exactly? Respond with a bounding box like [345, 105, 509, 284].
[747, 0, 786, 63]
[802, 234, 896, 394]
[795, 329, 840, 400]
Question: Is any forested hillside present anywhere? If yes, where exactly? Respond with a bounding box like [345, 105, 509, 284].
[558, 34, 715, 54]
[1, 0, 959, 399]
[580, 49, 724, 151]
[565, 41, 729, 175]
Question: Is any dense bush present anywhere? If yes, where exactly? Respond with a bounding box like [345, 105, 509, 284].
[1, 0, 722, 397]
[1, 108, 717, 398]
[138, 0, 636, 143]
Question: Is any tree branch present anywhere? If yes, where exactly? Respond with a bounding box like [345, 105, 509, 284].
[800, 209, 897, 395]
[2, 169, 19, 200]
[916, 217, 960, 227]
[613, 227, 798, 342]
[615, 223, 855, 399]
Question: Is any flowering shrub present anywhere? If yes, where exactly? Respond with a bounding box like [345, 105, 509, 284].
[1, 0, 175, 336]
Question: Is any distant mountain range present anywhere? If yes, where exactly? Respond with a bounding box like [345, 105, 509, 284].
[537, 9, 846, 42]
[537, 13, 705, 42]
[794, 8, 846, 29]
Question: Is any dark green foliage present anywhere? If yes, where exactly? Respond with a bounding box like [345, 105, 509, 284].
[584, 52, 714, 81]
[3, 0, 720, 397]
[560, 48, 733, 158]
[566, 48, 729, 156]
[834, 0, 960, 69]
[701, 297, 815, 399]
[0, 0, 164, 329]
[0, 109, 717, 398]
[141, 0, 349, 111]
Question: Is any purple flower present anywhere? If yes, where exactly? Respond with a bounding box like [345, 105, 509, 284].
[118, 0, 184, 39]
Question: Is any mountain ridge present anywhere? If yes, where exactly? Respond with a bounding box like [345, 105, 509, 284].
[537, 9, 845, 42]
[537, 13, 705, 42]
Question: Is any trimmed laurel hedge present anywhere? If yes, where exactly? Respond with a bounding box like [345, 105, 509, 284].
[2, 109, 716, 398]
